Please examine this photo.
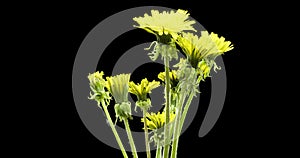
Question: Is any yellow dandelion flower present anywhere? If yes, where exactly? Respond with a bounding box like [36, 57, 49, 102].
[133, 9, 196, 41]
[210, 32, 234, 53]
[177, 31, 218, 68]
[129, 78, 160, 101]
[141, 111, 176, 131]
[177, 31, 234, 68]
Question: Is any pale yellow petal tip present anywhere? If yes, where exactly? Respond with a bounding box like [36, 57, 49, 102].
[177, 9, 189, 15]
[88, 71, 103, 77]
[210, 32, 234, 53]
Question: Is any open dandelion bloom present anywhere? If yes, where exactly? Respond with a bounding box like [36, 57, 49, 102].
[129, 78, 160, 110]
[210, 32, 234, 53]
[177, 31, 234, 68]
[133, 9, 196, 42]
[177, 31, 218, 68]
[129, 78, 160, 101]
[88, 71, 111, 106]
[141, 111, 176, 131]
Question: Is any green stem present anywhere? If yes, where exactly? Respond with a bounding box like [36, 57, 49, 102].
[101, 101, 128, 158]
[155, 140, 162, 158]
[163, 56, 171, 158]
[171, 93, 194, 158]
[179, 92, 194, 134]
[170, 92, 187, 158]
[143, 109, 151, 158]
[124, 119, 138, 158]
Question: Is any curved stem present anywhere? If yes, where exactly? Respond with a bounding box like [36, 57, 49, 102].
[101, 101, 128, 158]
[143, 109, 151, 158]
[163, 56, 171, 158]
[124, 119, 138, 158]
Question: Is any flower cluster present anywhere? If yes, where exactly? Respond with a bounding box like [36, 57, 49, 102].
[87, 8, 234, 158]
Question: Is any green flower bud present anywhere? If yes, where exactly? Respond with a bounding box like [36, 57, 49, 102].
[114, 101, 132, 121]
[136, 99, 152, 111]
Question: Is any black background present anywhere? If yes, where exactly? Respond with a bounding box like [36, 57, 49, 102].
[63, 2, 247, 157]
[10, 0, 287, 157]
